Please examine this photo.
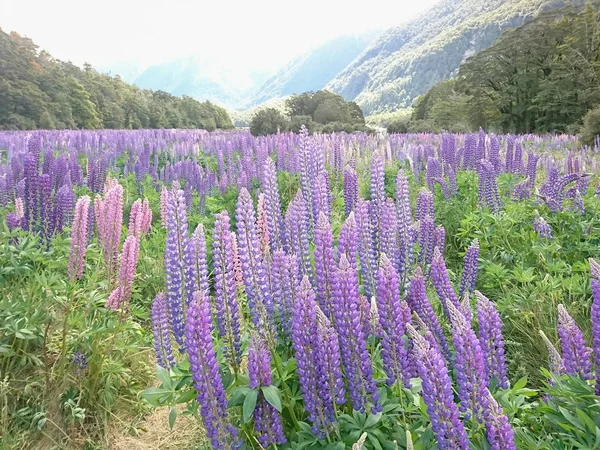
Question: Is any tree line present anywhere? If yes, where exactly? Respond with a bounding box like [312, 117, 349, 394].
[249, 90, 371, 136]
[396, 2, 600, 143]
[0, 29, 233, 130]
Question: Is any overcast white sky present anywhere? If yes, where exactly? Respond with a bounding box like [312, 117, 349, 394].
[1, 0, 440, 70]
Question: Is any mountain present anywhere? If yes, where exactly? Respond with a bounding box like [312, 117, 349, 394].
[0, 28, 233, 130]
[326, 0, 583, 115]
[133, 54, 276, 109]
[245, 33, 378, 108]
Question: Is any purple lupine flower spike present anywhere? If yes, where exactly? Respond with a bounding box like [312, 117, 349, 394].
[68, 196, 91, 282]
[271, 250, 299, 337]
[395, 169, 413, 280]
[332, 254, 380, 413]
[380, 199, 399, 269]
[539, 330, 564, 375]
[484, 391, 517, 450]
[356, 201, 378, 298]
[533, 211, 552, 239]
[151, 292, 175, 368]
[186, 291, 238, 450]
[406, 268, 452, 363]
[459, 239, 480, 298]
[376, 254, 412, 386]
[416, 188, 434, 222]
[447, 302, 489, 421]
[236, 188, 274, 337]
[589, 258, 600, 394]
[285, 191, 313, 282]
[212, 212, 242, 369]
[292, 276, 333, 434]
[344, 166, 359, 217]
[316, 306, 346, 411]
[338, 211, 358, 266]
[248, 336, 286, 447]
[475, 291, 508, 389]
[192, 224, 210, 298]
[262, 158, 285, 250]
[407, 324, 470, 450]
[557, 304, 593, 380]
[315, 212, 337, 321]
[431, 247, 461, 319]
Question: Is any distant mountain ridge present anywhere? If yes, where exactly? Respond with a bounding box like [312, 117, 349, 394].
[245, 32, 378, 108]
[326, 0, 582, 115]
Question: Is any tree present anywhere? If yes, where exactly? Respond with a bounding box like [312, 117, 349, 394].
[249, 108, 288, 136]
[580, 105, 600, 145]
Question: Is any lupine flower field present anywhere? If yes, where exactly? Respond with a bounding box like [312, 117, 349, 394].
[2, 128, 600, 449]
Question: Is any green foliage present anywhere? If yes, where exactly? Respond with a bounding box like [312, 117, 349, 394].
[0, 29, 234, 130]
[328, 0, 574, 115]
[411, 2, 600, 133]
[580, 105, 600, 145]
[249, 108, 289, 136]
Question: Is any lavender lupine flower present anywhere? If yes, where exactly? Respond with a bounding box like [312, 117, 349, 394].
[6, 212, 22, 231]
[344, 166, 359, 217]
[315, 212, 337, 321]
[68, 196, 91, 281]
[539, 330, 565, 375]
[236, 188, 273, 335]
[338, 211, 358, 266]
[248, 336, 286, 447]
[164, 186, 196, 349]
[447, 302, 489, 421]
[475, 291, 508, 389]
[313, 172, 331, 221]
[256, 193, 271, 258]
[571, 189, 584, 214]
[395, 169, 413, 280]
[431, 247, 462, 319]
[38, 174, 52, 241]
[316, 306, 346, 410]
[262, 158, 285, 250]
[15, 198, 24, 220]
[370, 153, 385, 227]
[271, 250, 299, 336]
[433, 225, 445, 255]
[525, 152, 540, 189]
[590, 258, 600, 394]
[192, 224, 210, 298]
[478, 160, 502, 213]
[485, 391, 516, 450]
[332, 254, 380, 413]
[356, 201, 378, 299]
[459, 239, 480, 298]
[417, 215, 435, 269]
[533, 212, 553, 239]
[512, 178, 530, 200]
[212, 212, 242, 369]
[407, 324, 470, 450]
[186, 291, 238, 450]
[510, 141, 522, 173]
[416, 189, 434, 222]
[24, 152, 39, 232]
[292, 276, 334, 434]
[160, 185, 168, 228]
[406, 268, 452, 363]
[505, 137, 514, 173]
[285, 191, 313, 282]
[426, 157, 442, 192]
[380, 199, 399, 270]
[151, 292, 175, 368]
[359, 294, 372, 340]
[557, 304, 593, 380]
[377, 254, 412, 386]
[106, 234, 140, 310]
[95, 182, 124, 285]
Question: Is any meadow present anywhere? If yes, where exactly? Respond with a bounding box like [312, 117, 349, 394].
[1, 128, 600, 450]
